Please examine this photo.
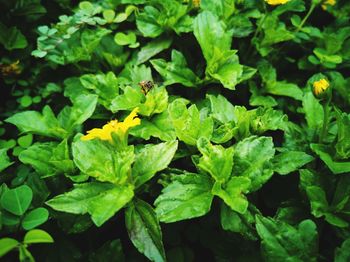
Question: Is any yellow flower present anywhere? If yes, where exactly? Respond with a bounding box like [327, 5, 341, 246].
[0, 60, 21, 76]
[322, 0, 336, 10]
[313, 78, 330, 97]
[265, 0, 290, 5]
[192, 0, 200, 8]
[81, 107, 141, 141]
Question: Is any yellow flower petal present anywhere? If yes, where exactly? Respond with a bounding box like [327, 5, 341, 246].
[265, 0, 290, 5]
[313, 78, 330, 97]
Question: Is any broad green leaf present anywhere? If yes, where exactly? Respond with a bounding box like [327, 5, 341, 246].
[200, 0, 235, 19]
[19, 142, 58, 177]
[169, 99, 213, 146]
[154, 173, 214, 223]
[136, 6, 163, 38]
[125, 199, 166, 262]
[1, 185, 32, 216]
[5, 106, 67, 139]
[0, 238, 19, 257]
[220, 203, 257, 240]
[335, 109, 350, 159]
[58, 94, 98, 133]
[136, 37, 172, 65]
[17, 134, 33, 148]
[272, 151, 314, 175]
[110, 86, 144, 112]
[133, 141, 178, 188]
[256, 216, 318, 262]
[207, 94, 236, 123]
[46, 182, 134, 226]
[251, 107, 288, 134]
[311, 144, 350, 174]
[197, 137, 234, 183]
[22, 208, 49, 230]
[212, 177, 251, 214]
[79, 72, 119, 110]
[151, 50, 199, 87]
[130, 111, 176, 142]
[0, 23, 28, 50]
[302, 92, 324, 130]
[138, 86, 169, 117]
[0, 149, 14, 172]
[193, 11, 231, 62]
[233, 136, 275, 191]
[49, 139, 75, 174]
[23, 229, 54, 244]
[335, 238, 350, 262]
[72, 135, 135, 184]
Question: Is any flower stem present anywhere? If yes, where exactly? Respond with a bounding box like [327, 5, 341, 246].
[319, 95, 332, 143]
[295, 3, 317, 33]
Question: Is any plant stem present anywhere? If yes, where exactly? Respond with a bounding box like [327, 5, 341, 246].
[295, 3, 317, 33]
[319, 95, 331, 143]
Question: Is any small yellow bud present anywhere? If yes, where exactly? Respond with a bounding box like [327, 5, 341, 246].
[313, 78, 330, 97]
[322, 0, 336, 10]
[265, 0, 290, 5]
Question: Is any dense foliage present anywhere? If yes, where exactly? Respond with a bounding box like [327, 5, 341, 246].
[1, 0, 350, 261]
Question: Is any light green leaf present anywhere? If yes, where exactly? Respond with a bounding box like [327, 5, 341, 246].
[0, 238, 19, 257]
[23, 229, 54, 244]
[169, 99, 213, 146]
[136, 37, 172, 65]
[233, 136, 275, 191]
[5, 106, 67, 139]
[1, 185, 32, 216]
[22, 208, 49, 230]
[151, 50, 199, 87]
[72, 135, 135, 184]
[114, 32, 137, 46]
[0, 23, 28, 50]
[46, 182, 134, 227]
[197, 137, 234, 183]
[0, 149, 14, 172]
[272, 151, 314, 175]
[302, 92, 324, 130]
[207, 94, 236, 123]
[125, 199, 166, 262]
[154, 173, 214, 223]
[212, 177, 251, 214]
[136, 6, 163, 38]
[335, 238, 350, 262]
[133, 141, 178, 188]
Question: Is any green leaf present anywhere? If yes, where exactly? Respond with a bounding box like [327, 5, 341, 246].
[125, 199, 166, 262]
[22, 208, 49, 230]
[193, 11, 232, 62]
[272, 151, 314, 175]
[233, 136, 275, 191]
[129, 111, 176, 142]
[136, 6, 163, 38]
[72, 135, 135, 184]
[154, 173, 214, 223]
[0, 238, 19, 257]
[133, 141, 178, 188]
[256, 216, 318, 262]
[220, 203, 257, 240]
[89, 239, 125, 262]
[46, 182, 134, 226]
[335, 109, 350, 159]
[58, 94, 98, 133]
[23, 229, 54, 244]
[212, 177, 251, 214]
[5, 106, 67, 139]
[151, 50, 199, 87]
[335, 238, 350, 262]
[1, 185, 32, 216]
[207, 94, 236, 123]
[169, 99, 213, 146]
[114, 32, 137, 46]
[197, 137, 234, 183]
[18, 134, 33, 148]
[136, 37, 172, 65]
[311, 144, 350, 174]
[0, 23, 28, 50]
[0, 149, 14, 172]
[19, 142, 58, 177]
[302, 92, 324, 130]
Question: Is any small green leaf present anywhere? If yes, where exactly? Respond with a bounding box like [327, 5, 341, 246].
[125, 199, 166, 262]
[114, 32, 137, 46]
[23, 229, 54, 244]
[18, 134, 33, 148]
[0, 149, 14, 172]
[1, 185, 33, 216]
[272, 151, 314, 175]
[22, 208, 49, 230]
[335, 238, 350, 262]
[0, 238, 19, 257]
[103, 10, 115, 23]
